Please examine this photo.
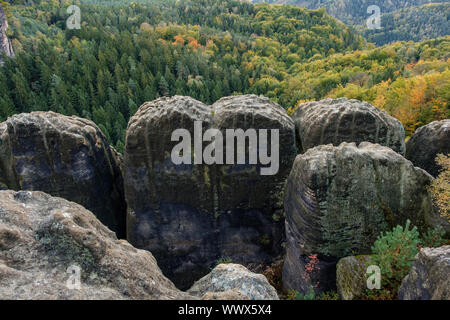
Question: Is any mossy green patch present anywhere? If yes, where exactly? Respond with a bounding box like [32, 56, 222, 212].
[35, 221, 98, 277]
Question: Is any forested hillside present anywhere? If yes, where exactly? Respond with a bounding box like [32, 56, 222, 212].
[253, 0, 449, 24]
[360, 3, 450, 45]
[289, 38, 450, 136]
[0, 0, 448, 151]
[254, 0, 450, 44]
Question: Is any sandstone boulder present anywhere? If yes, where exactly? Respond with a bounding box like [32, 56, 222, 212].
[124, 95, 296, 289]
[283, 142, 438, 294]
[0, 112, 126, 237]
[406, 120, 450, 177]
[336, 255, 371, 300]
[292, 98, 405, 155]
[0, 190, 193, 300]
[187, 263, 279, 300]
[399, 246, 450, 300]
[212, 95, 296, 212]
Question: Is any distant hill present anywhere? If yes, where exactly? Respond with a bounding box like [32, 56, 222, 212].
[253, 0, 450, 44]
[360, 3, 450, 45]
[253, 0, 449, 24]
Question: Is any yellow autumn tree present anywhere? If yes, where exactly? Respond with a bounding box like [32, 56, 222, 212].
[429, 154, 450, 222]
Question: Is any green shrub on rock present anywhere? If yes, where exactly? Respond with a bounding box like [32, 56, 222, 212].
[340, 223, 447, 300]
[420, 227, 447, 248]
[370, 220, 421, 280]
[370, 220, 420, 288]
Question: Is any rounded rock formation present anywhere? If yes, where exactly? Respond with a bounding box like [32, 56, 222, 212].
[399, 246, 450, 300]
[336, 255, 371, 300]
[0, 190, 192, 300]
[212, 95, 297, 213]
[187, 263, 279, 300]
[124, 95, 296, 289]
[0, 112, 126, 237]
[406, 119, 450, 177]
[283, 142, 439, 294]
[292, 98, 406, 155]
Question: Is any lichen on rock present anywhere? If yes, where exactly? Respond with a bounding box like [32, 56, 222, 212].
[0, 190, 193, 300]
[336, 255, 371, 300]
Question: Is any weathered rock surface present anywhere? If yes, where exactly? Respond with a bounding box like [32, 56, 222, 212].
[0, 112, 126, 237]
[283, 142, 439, 294]
[212, 95, 297, 212]
[201, 289, 249, 300]
[0, 5, 14, 61]
[0, 190, 193, 300]
[336, 255, 371, 300]
[292, 98, 406, 155]
[125, 96, 215, 289]
[125, 95, 296, 289]
[406, 120, 450, 177]
[188, 263, 279, 300]
[0, 5, 13, 59]
[399, 246, 450, 300]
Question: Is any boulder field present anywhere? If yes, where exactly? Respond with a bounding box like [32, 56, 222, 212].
[0, 94, 448, 299]
[0, 190, 191, 299]
[0, 190, 278, 300]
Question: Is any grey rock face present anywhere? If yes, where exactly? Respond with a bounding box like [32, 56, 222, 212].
[0, 190, 193, 300]
[406, 120, 450, 177]
[0, 112, 126, 237]
[283, 142, 437, 294]
[201, 289, 250, 300]
[212, 95, 296, 211]
[292, 98, 406, 155]
[336, 255, 371, 300]
[124, 95, 296, 289]
[399, 246, 450, 300]
[187, 263, 279, 300]
[0, 6, 14, 61]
